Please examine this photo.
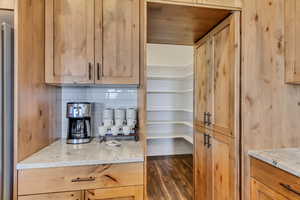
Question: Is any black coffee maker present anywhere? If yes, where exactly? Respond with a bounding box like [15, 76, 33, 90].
[66, 102, 92, 144]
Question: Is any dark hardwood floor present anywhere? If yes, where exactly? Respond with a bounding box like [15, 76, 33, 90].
[147, 155, 193, 200]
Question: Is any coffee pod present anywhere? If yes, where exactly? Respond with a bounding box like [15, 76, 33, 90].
[111, 126, 120, 136]
[98, 126, 107, 137]
[123, 126, 132, 136]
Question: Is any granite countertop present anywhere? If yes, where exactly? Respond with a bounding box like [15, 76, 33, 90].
[249, 148, 300, 178]
[17, 139, 144, 170]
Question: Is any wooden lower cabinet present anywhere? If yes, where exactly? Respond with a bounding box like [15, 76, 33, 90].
[194, 127, 238, 200]
[251, 179, 289, 200]
[17, 163, 144, 200]
[250, 158, 300, 200]
[18, 191, 83, 200]
[194, 131, 211, 200]
[18, 163, 143, 195]
[211, 132, 236, 200]
[85, 186, 143, 200]
[18, 186, 144, 200]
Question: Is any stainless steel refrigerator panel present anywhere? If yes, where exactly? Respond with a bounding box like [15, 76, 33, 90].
[0, 17, 3, 200]
[2, 22, 13, 200]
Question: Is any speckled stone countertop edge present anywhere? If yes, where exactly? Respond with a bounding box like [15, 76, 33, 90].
[16, 139, 145, 170]
[16, 158, 144, 170]
[248, 150, 300, 178]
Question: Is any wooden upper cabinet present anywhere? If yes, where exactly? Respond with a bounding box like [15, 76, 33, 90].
[194, 36, 213, 128]
[46, 0, 140, 85]
[45, 0, 95, 84]
[211, 14, 239, 137]
[95, 0, 140, 85]
[18, 191, 83, 200]
[211, 132, 236, 200]
[194, 13, 240, 137]
[197, 0, 242, 8]
[85, 186, 143, 200]
[285, 0, 300, 84]
[0, 0, 14, 9]
[251, 179, 290, 200]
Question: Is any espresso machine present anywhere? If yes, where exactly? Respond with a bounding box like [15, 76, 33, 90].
[66, 102, 92, 144]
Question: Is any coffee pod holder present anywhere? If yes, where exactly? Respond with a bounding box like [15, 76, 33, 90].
[99, 123, 139, 142]
[99, 108, 139, 142]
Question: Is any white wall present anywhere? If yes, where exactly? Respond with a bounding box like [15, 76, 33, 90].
[58, 87, 138, 138]
[147, 44, 193, 67]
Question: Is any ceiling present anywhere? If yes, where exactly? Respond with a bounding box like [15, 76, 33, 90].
[147, 2, 231, 45]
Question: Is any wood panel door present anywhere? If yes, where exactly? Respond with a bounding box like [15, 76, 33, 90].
[45, 0, 95, 84]
[211, 13, 240, 137]
[18, 191, 83, 200]
[211, 132, 236, 200]
[95, 0, 140, 85]
[198, 0, 242, 8]
[285, 0, 300, 84]
[85, 186, 143, 200]
[194, 36, 213, 129]
[194, 130, 212, 200]
[251, 179, 290, 200]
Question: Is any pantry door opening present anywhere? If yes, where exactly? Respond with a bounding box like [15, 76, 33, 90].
[146, 44, 194, 199]
[145, 2, 240, 200]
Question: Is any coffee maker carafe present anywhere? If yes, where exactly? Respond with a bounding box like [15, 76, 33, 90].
[67, 102, 92, 144]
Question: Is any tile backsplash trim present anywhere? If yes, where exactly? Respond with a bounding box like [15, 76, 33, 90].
[58, 87, 138, 138]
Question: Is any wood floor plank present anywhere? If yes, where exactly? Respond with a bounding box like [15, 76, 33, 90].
[147, 155, 193, 200]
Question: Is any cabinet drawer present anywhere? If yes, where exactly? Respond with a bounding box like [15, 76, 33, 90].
[85, 186, 143, 200]
[18, 191, 83, 200]
[251, 158, 300, 199]
[18, 162, 144, 196]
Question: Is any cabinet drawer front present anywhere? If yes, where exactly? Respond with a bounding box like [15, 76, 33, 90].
[18, 191, 83, 200]
[18, 163, 144, 196]
[251, 179, 289, 200]
[251, 158, 300, 199]
[85, 186, 143, 200]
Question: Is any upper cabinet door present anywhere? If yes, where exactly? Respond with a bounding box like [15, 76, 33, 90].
[85, 186, 143, 200]
[211, 14, 239, 137]
[0, 0, 14, 9]
[45, 0, 95, 84]
[194, 36, 213, 128]
[285, 0, 300, 84]
[95, 0, 140, 85]
[198, 0, 242, 8]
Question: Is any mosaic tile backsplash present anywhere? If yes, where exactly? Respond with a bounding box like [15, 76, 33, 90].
[58, 87, 138, 138]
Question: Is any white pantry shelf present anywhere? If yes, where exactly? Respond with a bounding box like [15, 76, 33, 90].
[147, 120, 193, 128]
[147, 73, 193, 80]
[147, 107, 193, 113]
[147, 89, 193, 94]
[147, 132, 193, 144]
